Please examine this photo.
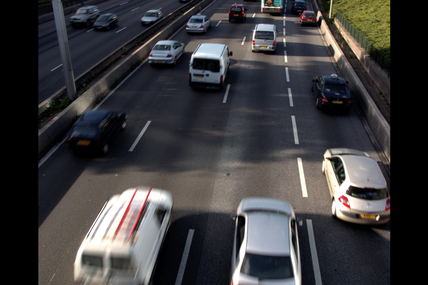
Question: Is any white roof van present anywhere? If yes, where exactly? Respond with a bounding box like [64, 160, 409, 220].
[74, 186, 173, 285]
[252, 23, 278, 53]
[189, 43, 233, 89]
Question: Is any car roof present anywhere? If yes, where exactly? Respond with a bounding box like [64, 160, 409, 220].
[155, 40, 177, 45]
[304, 10, 316, 14]
[322, 74, 348, 85]
[190, 14, 206, 18]
[255, 24, 276, 31]
[76, 109, 111, 125]
[194, 43, 227, 57]
[339, 154, 386, 189]
[147, 9, 161, 12]
[246, 211, 290, 255]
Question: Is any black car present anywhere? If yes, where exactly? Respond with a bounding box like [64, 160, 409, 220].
[93, 13, 118, 30]
[311, 74, 352, 112]
[229, 4, 247, 22]
[67, 109, 127, 155]
[291, 0, 306, 15]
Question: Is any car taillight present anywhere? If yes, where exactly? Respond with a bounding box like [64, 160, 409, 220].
[338, 195, 350, 208]
[167, 54, 172, 58]
[149, 53, 152, 57]
[385, 198, 390, 211]
[321, 96, 329, 103]
[252, 40, 255, 46]
[200, 25, 204, 28]
[346, 98, 352, 104]
[220, 75, 223, 83]
[273, 41, 276, 47]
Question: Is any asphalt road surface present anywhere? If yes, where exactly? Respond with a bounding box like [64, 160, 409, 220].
[38, 0, 390, 284]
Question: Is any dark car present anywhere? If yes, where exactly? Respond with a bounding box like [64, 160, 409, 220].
[93, 13, 118, 30]
[311, 74, 352, 112]
[291, 0, 306, 15]
[67, 109, 127, 155]
[229, 4, 247, 22]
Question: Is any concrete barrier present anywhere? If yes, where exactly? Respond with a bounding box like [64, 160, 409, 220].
[38, 0, 213, 159]
[312, 0, 390, 163]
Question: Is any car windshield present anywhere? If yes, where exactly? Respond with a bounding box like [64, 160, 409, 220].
[241, 253, 294, 279]
[153, 44, 171, 51]
[193, 59, 220, 72]
[76, 8, 89, 14]
[324, 83, 349, 94]
[255, 31, 274, 40]
[145, 12, 158, 17]
[97, 15, 110, 21]
[72, 125, 98, 138]
[189, 18, 203, 23]
[346, 186, 389, 200]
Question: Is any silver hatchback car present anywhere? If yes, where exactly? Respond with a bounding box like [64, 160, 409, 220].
[322, 148, 390, 225]
[231, 197, 301, 285]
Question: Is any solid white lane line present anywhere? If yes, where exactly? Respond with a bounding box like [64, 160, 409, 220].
[297, 157, 308, 197]
[306, 220, 323, 285]
[291, 115, 299, 144]
[175, 229, 195, 285]
[284, 50, 288, 63]
[223, 84, 231, 103]
[241, 37, 246, 45]
[285, 67, 290, 82]
[216, 20, 222, 27]
[129, 120, 151, 152]
[288, 87, 293, 107]
[116, 27, 127, 33]
[50, 64, 62, 72]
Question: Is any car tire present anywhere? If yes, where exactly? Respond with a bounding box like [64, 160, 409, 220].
[102, 143, 109, 155]
[316, 97, 321, 109]
[331, 199, 337, 217]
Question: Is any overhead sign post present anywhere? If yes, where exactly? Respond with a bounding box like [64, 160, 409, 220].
[51, 0, 76, 100]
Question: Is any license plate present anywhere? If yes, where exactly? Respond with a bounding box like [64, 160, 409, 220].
[332, 100, 343, 104]
[192, 26, 198, 28]
[194, 75, 204, 78]
[307, 19, 313, 21]
[77, 140, 91, 146]
[360, 214, 377, 219]
[297, 10, 302, 12]
[269, 8, 274, 10]
[261, 46, 267, 49]
[157, 60, 164, 63]
[234, 14, 239, 16]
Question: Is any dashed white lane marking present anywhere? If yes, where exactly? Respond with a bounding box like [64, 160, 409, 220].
[216, 20, 222, 27]
[50, 64, 62, 72]
[297, 157, 308, 197]
[175, 229, 195, 285]
[116, 27, 127, 33]
[291, 115, 299, 144]
[223, 84, 231, 103]
[284, 50, 288, 63]
[306, 220, 323, 285]
[287, 87, 293, 107]
[285, 67, 290, 82]
[128, 120, 151, 152]
[241, 37, 246, 45]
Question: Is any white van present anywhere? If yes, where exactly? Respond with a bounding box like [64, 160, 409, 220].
[189, 43, 233, 89]
[74, 186, 173, 285]
[252, 24, 278, 53]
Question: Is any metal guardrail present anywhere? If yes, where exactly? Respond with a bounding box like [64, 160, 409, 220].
[336, 11, 390, 77]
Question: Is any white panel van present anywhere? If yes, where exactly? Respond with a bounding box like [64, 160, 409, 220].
[74, 186, 173, 285]
[252, 24, 278, 53]
[189, 43, 233, 89]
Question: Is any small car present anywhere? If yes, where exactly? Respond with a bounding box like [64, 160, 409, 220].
[148, 40, 185, 65]
[67, 109, 127, 155]
[141, 8, 163, 25]
[300, 10, 317, 26]
[70, 5, 100, 27]
[186, 14, 211, 33]
[229, 4, 247, 22]
[93, 13, 118, 30]
[322, 148, 391, 225]
[311, 73, 352, 112]
[291, 0, 306, 15]
[231, 197, 301, 285]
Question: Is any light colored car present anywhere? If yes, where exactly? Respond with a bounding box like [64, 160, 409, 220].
[186, 13, 211, 33]
[141, 8, 163, 25]
[148, 40, 185, 65]
[231, 197, 301, 285]
[74, 186, 173, 285]
[70, 5, 100, 27]
[252, 23, 278, 53]
[322, 148, 390, 225]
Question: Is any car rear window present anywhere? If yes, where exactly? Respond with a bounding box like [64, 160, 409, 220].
[241, 253, 294, 279]
[72, 125, 98, 138]
[230, 7, 242, 12]
[110, 257, 136, 275]
[324, 83, 349, 94]
[304, 13, 316, 18]
[255, 31, 274, 40]
[193, 59, 220, 72]
[82, 254, 103, 268]
[153, 44, 171, 51]
[190, 18, 203, 23]
[346, 186, 389, 200]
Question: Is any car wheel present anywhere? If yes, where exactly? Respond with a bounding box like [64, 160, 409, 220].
[331, 199, 337, 217]
[173, 56, 177, 66]
[86, 19, 91, 27]
[316, 97, 321, 109]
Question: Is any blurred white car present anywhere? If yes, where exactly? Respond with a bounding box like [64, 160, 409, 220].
[322, 148, 390, 224]
[231, 197, 301, 285]
[186, 13, 211, 33]
[141, 8, 163, 25]
[148, 40, 185, 65]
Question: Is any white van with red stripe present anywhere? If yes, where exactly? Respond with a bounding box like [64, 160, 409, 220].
[74, 186, 173, 285]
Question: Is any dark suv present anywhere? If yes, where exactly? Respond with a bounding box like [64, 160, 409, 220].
[229, 4, 247, 22]
[311, 74, 352, 112]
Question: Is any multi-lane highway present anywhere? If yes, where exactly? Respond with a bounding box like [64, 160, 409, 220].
[38, 0, 390, 284]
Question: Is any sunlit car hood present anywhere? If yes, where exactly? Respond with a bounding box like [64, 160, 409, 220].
[141, 16, 157, 22]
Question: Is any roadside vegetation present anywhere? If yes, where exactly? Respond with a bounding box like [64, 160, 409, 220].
[320, 0, 390, 61]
